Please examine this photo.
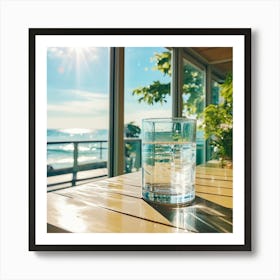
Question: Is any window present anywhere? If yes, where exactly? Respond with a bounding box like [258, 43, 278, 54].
[47, 47, 110, 187]
[206, 75, 233, 163]
[47, 46, 232, 186]
[123, 47, 172, 173]
[212, 79, 222, 105]
[182, 57, 206, 165]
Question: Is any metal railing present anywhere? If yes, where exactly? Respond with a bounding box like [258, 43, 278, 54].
[47, 138, 204, 188]
[47, 138, 142, 187]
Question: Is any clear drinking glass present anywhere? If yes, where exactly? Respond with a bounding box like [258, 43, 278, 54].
[142, 118, 197, 205]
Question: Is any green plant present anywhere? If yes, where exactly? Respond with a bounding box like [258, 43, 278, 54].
[124, 122, 141, 173]
[130, 50, 233, 166]
[125, 122, 141, 138]
[202, 74, 233, 164]
[132, 51, 205, 118]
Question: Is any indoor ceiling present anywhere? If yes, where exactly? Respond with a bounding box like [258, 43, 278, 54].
[191, 47, 233, 75]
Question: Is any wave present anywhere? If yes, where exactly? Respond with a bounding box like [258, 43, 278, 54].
[47, 144, 97, 153]
[47, 155, 100, 169]
[47, 128, 108, 141]
[57, 128, 94, 135]
[47, 128, 108, 169]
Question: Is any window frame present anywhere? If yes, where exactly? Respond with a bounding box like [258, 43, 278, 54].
[109, 47, 230, 176]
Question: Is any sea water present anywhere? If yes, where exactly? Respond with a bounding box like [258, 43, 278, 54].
[47, 129, 108, 169]
[142, 141, 196, 204]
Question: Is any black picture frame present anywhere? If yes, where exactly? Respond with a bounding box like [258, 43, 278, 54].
[29, 28, 251, 251]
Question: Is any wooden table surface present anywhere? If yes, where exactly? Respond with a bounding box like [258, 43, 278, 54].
[47, 166, 233, 233]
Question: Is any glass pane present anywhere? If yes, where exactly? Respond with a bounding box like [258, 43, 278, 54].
[212, 80, 224, 105]
[205, 79, 222, 161]
[207, 76, 233, 165]
[124, 47, 172, 173]
[182, 58, 206, 165]
[47, 47, 110, 187]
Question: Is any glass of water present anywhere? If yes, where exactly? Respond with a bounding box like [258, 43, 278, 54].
[142, 118, 197, 205]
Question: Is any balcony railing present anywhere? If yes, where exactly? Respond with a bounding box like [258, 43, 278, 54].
[47, 138, 142, 188]
[47, 138, 204, 188]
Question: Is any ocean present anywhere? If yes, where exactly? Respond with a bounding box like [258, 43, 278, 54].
[47, 128, 205, 170]
[47, 128, 108, 169]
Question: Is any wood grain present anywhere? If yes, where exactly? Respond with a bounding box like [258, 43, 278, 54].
[47, 167, 233, 233]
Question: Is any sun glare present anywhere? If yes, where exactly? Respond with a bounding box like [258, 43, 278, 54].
[71, 47, 96, 65]
[49, 47, 99, 78]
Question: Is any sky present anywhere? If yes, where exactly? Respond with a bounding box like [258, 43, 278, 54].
[47, 47, 172, 130]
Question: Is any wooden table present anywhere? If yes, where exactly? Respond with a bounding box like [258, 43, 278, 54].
[47, 166, 233, 233]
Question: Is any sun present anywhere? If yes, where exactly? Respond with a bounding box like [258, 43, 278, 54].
[49, 47, 99, 76]
[67, 47, 97, 71]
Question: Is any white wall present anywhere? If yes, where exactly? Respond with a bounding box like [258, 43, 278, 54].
[0, 0, 279, 279]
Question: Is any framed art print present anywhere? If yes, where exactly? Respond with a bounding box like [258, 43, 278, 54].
[29, 28, 251, 251]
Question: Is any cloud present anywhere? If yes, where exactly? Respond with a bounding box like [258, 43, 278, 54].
[47, 47, 99, 61]
[48, 47, 66, 58]
[125, 108, 171, 127]
[48, 90, 109, 116]
[48, 116, 109, 130]
[60, 89, 107, 101]
[48, 89, 171, 129]
[124, 95, 172, 126]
